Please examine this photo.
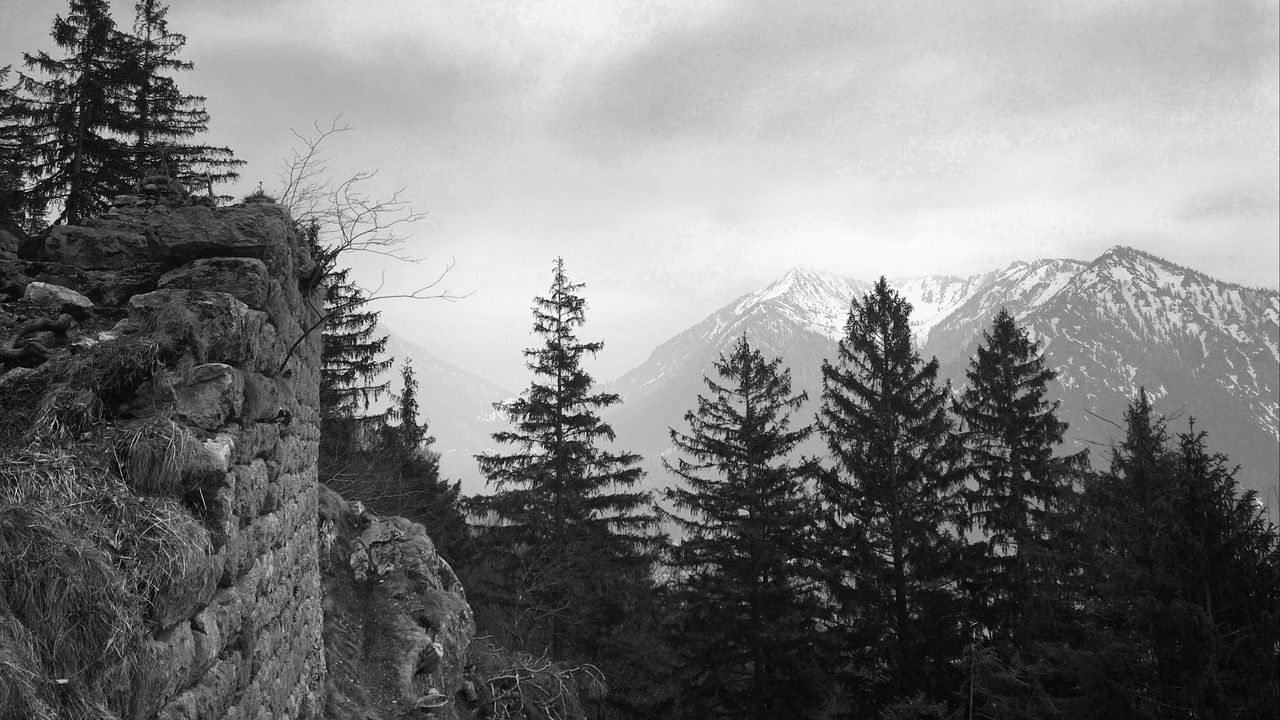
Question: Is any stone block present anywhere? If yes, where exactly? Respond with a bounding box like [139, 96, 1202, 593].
[159, 257, 271, 309]
[231, 423, 280, 464]
[190, 606, 225, 678]
[233, 459, 269, 519]
[140, 203, 294, 270]
[42, 224, 149, 269]
[241, 371, 287, 424]
[23, 280, 93, 309]
[127, 288, 278, 370]
[191, 653, 242, 720]
[145, 363, 244, 431]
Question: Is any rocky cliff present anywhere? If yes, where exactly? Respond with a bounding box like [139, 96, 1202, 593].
[0, 196, 473, 719]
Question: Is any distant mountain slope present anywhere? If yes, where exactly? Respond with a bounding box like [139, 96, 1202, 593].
[987, 248, 1279, 507]
[605, 268, 870, 476]
[376, 326, 513, 494]
[604, 250, 1280, 512]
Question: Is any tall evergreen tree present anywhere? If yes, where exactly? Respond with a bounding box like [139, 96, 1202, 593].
[319, 266, 392, 463]
[366, 359, 472, 567]
[816, 277, 965, 717]
[0, 66, 33, 224]
[14, 0, 134, 224]
[119, 0, 241, 193]
[663, 335, 827, 720]
[387, 359, 430, 454]
[1067, 392, 1280, 719]
[472, 258, 657, 663]
[953, 308, 1086, 647]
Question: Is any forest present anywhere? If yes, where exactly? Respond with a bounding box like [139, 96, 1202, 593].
[1, 2, 1277, 719]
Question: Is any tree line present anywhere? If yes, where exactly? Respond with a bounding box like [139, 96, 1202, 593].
[0, 0, 241, 230]
[456, 263, 1279, 720]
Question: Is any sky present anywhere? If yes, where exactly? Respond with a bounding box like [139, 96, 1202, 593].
[2, 0, 1277, 390]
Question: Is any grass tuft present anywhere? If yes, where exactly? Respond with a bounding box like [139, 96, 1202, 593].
[33, 384, 104, 442]
[0, 611, 58, 720]
[117, 418, 221, 499]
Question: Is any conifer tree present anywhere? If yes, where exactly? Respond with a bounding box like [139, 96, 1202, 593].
[1067, 392, 1280, 719]
[119, 0, 241, 193]
[472, 258, 657, 661]
[0, 66, 33, 224]
[953, 309, 1086, 647]
[14, 0, 134, 224]
[372, 359, 472, 566]
[319, 266, 392, 460]
[815, 276, 965, 716]
[663, 335, 827, 720]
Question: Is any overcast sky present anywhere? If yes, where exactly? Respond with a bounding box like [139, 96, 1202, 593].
[3, 0, 1277, 389]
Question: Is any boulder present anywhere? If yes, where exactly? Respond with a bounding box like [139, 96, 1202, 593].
[159, 257, 271, 309]
[42, 224, 150, 269]
[180, 364, 245, 430]
[127, 289, 278, 370]
[23, 281, 93, 309]
[140, 204, 294, 269]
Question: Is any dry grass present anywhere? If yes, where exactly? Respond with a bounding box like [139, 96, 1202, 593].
[116, 417, 221, 500]
[0, 612, 58, 720]
[33, 384, 104, 442]
[0, 447, 213, 719]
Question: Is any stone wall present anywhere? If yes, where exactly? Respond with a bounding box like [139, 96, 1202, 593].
[127, 203, 326, 720]
[3, 197, 476, 719]
[3, 200, 327, 719]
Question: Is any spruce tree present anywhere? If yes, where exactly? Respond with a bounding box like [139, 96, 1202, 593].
[1068, 393, 1280, 719]
[472, 258, 657, 662]
[815, 276, 965, 716]
[119, 0, 241, 193]
[0, 66, 33, 224]
[318, 266, 392, 464]
[663, 335, 827, 720]
[14, 0, 134, 224]
[953, 308, 1086, 647]
[375, 360, 471, 567]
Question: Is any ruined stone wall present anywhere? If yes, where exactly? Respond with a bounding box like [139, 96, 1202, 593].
[7, 201, 327, 719]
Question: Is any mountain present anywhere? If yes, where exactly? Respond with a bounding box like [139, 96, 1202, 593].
[376, 326, 513, 494]
[604, 249, 1280, 512]
[605, 267, 870, 473]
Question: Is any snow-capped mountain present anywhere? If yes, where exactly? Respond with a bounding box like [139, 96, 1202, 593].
[604, 249, 1279, 512]
[988, 248, 1280, 507]
[375, 326, 513, 494]
[604, 267, 870, 471]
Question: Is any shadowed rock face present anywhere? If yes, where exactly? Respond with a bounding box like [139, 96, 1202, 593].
[318, 486, 476, 720]
[1, 200, 480, 720]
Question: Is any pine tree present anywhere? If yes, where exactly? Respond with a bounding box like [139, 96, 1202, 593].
[318, 266, 392, 468]
[118, 0, 241, 194]
[371, 360, 472, 567]
[815, 276, 965, 716]
[1068, 392, 1280, 719]
[663, 335, 827, 720]
[14, 0, 135, 225]
[0, 66, 33, 224]
[472, 257, 657, 662]
[953, 308, 1086, 647]
[388, 359, 431, 454]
